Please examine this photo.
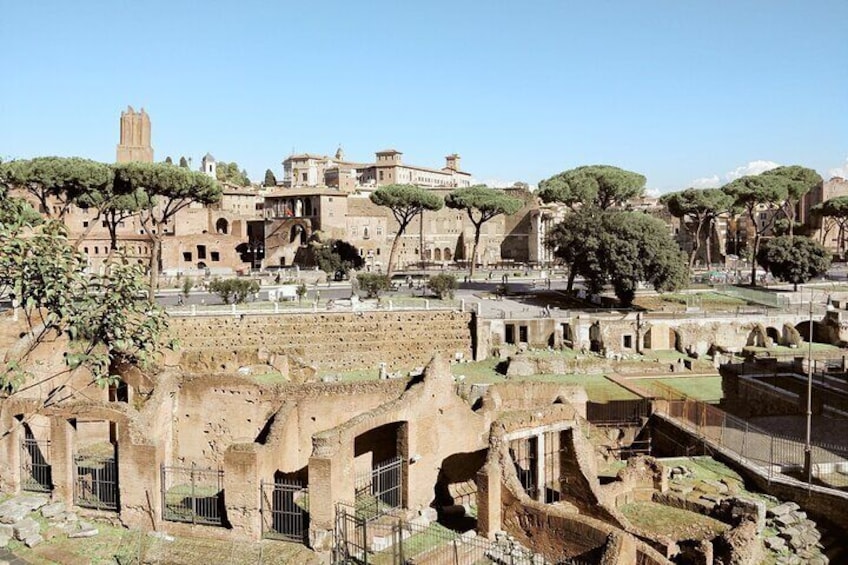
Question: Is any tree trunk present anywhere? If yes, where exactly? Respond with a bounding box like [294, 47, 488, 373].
[470, 226, 482, 279]
[386, 230, 404, 279]
[72, 219, 98, 250]
[750, 232, 760, 286]
[706, 218, 714, 267]
[689, 219, 704, 270]
[148, 234, 162, 301]
[566, 264, 577, 292]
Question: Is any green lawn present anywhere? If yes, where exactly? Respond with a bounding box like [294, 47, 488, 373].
[649, 376, 723, 402]
[620, 501, 729, 540]
[452, 360, 638, 401]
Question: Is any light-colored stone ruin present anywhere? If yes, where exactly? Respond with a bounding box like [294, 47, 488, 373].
[2, 306, 847, 563]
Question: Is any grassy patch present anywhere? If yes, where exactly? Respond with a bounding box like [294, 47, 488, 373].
[453, 360, 638, 401]
[620, 501, 729, 540]
[650, 376, 724, 402]
[371, 522, 458, 565]
[11, 520, 127, 565]
[252, 371, 286, 385]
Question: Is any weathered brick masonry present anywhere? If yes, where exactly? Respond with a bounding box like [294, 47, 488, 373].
[167, 310, 474, 373]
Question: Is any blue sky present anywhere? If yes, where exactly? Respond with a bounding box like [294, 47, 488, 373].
[2, 1, 847, 192]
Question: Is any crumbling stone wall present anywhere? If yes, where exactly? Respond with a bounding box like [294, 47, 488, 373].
[167, 311, 473, 374]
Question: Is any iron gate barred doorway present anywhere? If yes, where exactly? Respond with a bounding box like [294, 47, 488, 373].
[74, 453, 118, 511]
[260, 479, 309, 542]
[355, 456, 403, 519]
[161, 464, 225, 526]
[21, 438, 53, 493]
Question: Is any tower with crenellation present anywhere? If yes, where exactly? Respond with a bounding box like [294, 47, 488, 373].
[116, 106, 154, 163]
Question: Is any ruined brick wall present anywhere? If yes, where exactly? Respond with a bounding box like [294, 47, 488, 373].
[167, 310, 473, 373]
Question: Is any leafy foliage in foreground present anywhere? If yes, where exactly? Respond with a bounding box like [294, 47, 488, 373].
[0, 170, 169, 394]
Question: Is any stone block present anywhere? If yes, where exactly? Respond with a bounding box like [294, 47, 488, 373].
[13, 517, 40, 541]
[24, 534, 43, 547]
[768, 502, 800, 518]
[40, 502, 67, 520]
[68, 527, 99, 539]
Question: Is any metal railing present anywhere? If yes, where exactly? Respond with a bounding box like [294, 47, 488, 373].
[658, 398, 848, 486]
[586, 399, 652, 425]
[260, 479, 309, 543]
[74, 453, 118, 511]
[21, 438, 52, 493]
[354, 456, 403, 520]
[161, 463, 225, 526]
[334, 503, 555, 565]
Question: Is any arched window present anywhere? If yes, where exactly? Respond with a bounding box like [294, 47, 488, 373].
[363, 227, 370, 239]
[216, 218, 229, 234]
[443, 247, 452, 261]
[290, 224, 307, 245]
[434, 248, 442, 261]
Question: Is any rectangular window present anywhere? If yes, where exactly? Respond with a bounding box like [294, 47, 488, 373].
[301, 172, 307, 181]
[197, 245, 207, 260]
[183, 252, 192, 262]
[83, 221, 89, 228]
[379, 170, 385, 181]
[519, 325, 529, 343]
[505, 325, 515, 344]
[623, 335, 633, 349]
[211, 251, 220, 262]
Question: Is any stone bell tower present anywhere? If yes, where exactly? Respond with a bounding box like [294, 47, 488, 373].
[116, 106, 154, 163]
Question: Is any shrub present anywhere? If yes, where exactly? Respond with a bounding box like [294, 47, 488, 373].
[429, 273, 458, 299]
[357, 273, 390, 298]
[181, 276, 193, 299]
[208, 278, 260, 304]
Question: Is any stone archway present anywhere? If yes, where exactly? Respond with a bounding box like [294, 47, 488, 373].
[290, 225, 307, 245]
[443, 248, 452, 261]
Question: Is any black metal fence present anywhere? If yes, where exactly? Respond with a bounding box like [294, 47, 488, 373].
[543, 430, 568, 503]
[334, 503, 554, 565]
[508, 436, 538, 499]
[74, 453, 118, 511]
[21, 438, 52, 493]
[161, 463, 225, 526]
[661, 398, 848, 487]
[586, 399, 651, 425]
[260, 479, 309, 543]
[354, 456, 402, 519]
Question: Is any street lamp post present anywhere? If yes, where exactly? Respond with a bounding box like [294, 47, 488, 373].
[804, 290, 813, 484]
[804, 290, 834, 485]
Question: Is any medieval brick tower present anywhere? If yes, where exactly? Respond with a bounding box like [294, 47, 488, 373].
[116, 106, 154, 163]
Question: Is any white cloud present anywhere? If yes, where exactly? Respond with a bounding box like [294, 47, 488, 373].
[644, 188, 662, 198]
[725, 160, 780, 181]
[691, 175, 721, 189]
[828, 157, 848, 179]
[688, 160, 780, 189]
[480, 179, 536, 190]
